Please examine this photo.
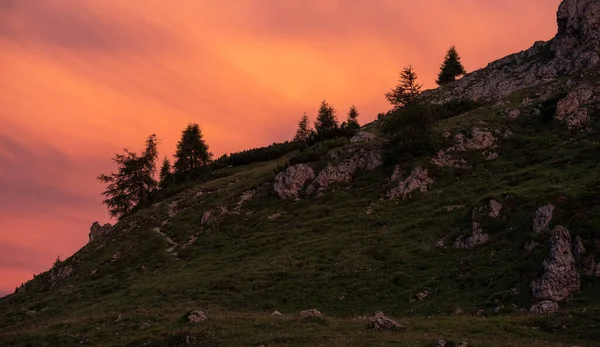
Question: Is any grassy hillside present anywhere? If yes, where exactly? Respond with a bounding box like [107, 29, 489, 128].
[2, 72, 600, 346]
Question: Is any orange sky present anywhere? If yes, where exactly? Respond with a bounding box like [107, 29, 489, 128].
[0, 0, 562, 295]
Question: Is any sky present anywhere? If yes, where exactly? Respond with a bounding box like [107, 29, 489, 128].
[0, 0, 562, 296]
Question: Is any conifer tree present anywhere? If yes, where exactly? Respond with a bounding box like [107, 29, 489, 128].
[174, 123, 212, 177]
[158, 157, 173, 190]
[385, 65, 422, 109]
[293, 113, 312, 143]
[345, 105, 360, 134]
[97, 134, 159, 219]
[436, 46, 466, 86]
[314, 100, 339, 140]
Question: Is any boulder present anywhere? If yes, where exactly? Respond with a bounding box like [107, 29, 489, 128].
[89, 222, 112, 243]
[368, 311, 403, 330]
[305, 148, 382, 194]
[299, 309, 321, 318]
[555, 88, 595, 128]
[529, 300, 559, 315]
[388, 166, 434, 199]
[533, 204, 555, 233]
[532, 226, 580, 302]
[271, 310, 282, 316]
[450, 129, 496, 152]
[273, 164, 315, 199]
[489, 200, 503, 218]
[187, 309, 208, 323]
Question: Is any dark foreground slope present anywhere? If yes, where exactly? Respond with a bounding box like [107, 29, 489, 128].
[2, 1, 600, 346]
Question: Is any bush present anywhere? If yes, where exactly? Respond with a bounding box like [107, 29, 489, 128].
[212, 141, 299, 169]
[380, 104, 435, 162]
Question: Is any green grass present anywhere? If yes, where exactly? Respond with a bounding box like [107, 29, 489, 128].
[2, 73, 600, 346]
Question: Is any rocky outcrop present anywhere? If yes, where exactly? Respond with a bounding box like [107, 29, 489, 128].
[454, 221, 490, 249]
[532, 226, 580, 302]
[555, 87, 596, 128]
[368, 312, 403, 330]
[273, 164, 315, 199]
[533, 204, 555, 233]
[306, 148, 383, 195]
[350, 131, 377, 143]
[89, 222, 112, 243]
[431, 150, 468, 168]
[388, 166, 433, 199]
[50, 264, 73, 282]
[529, 300, 559, 315]
[299, 309, 321, 318]
[422, 0, 600, 104]
[450, 129, 496, 152]
[489, 200, 503, 218]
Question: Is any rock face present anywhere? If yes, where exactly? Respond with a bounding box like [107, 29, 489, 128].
[422, 0, 600, 104]
[532, 226, 580, 302]
[305, 148, 383, 194]
[555, 87, 596, 128]
[273, 164, 315, 199]
[350, 131, 377, 143]
[368, 312, 403, 330]
[89, 222, 112, 243]
[388, 166, 434, 199]
[530, 300, 560, 315]
[533, 204, 555, 233]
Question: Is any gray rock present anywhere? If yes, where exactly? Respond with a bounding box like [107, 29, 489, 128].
[529, 300, 559, 315]
[273, 164, 315, 199]
[489, 200, 503, 218]
[299, 309, 321, 318]
[306, 148, 383, 195]
[188, 309, 207, 323]
[388, 166, 434, 200]
[50, 264, 72, 282]
[532, 226, 580, 302]
[454, 222, 490, 249]
[368, 311, 403, 330]
[533, 204, 555, 233]
[89, 221, 112, 243]
[555, 88, 596, 128]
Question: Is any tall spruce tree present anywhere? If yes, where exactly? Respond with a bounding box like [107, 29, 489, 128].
[314, 100, 339, 141]
[97, 134, 159, 219]
[174, 123, 212, 177]
[345, 105, 360, 134]
[293, 113, 312, 143]
[436, 46, 466, 86]
[385, 65, 422, 109]
[158, 157, 173, 190]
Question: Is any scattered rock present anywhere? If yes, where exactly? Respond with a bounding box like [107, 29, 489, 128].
[267, 212, 282, 221]
[507, 108, 521, 119]
[139, 322, 152, 329]
[454, 222, 490, 249]
[271, 310, 282, 316]
[446, 205, 464, 212]
[273, 164, 315, 199]
[388, 166, 434, 199]
[350, 131, 377, 143]
[436, 339, 447, 347]
[50, 265, 73, 281]
[530, 300, 559, 315]
[201, 205, 229, 225]
[449, 128, 496, 152]
[555, 88, 595, 128]
[187, 310, 208, 323]
[532, 226, 580, 302]
[368, 311, 403, 330]
[112, 252, 120, 260]
[299, 309, 321, 318]
[489, 199, 503, 218]
[306, 148, 383, 194]
[88, 222, 112, 243]
[415, 291, 429, 301]
[533, 204, 555, 233]
[452, 307, 464, 316]
[431, 150, 468, 168]
[235, 190, 255, 210]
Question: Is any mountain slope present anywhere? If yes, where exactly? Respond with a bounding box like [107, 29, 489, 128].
[2, 1, 600, 346]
